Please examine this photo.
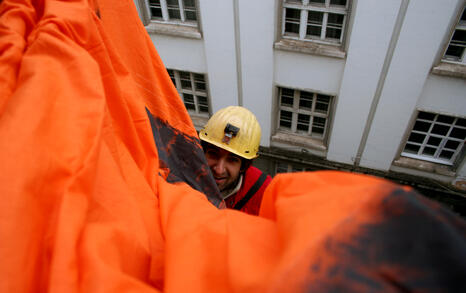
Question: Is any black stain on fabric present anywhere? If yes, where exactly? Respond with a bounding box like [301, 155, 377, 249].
[305, 188, 466, 292]
[146, 108, 222, 207]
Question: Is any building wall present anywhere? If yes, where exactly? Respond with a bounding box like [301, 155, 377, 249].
[327, 0, 402, 165]
[359, 0, 459, 171]
[136, 0, 466, 190]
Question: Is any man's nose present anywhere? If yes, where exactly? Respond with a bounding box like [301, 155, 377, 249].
[212, 158, 226, 174]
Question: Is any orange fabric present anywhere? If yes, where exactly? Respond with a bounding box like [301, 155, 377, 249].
[1, 0, 464, 292]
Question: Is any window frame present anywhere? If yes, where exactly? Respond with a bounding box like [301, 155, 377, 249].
[276, 87, 333, 141]
[401, 111, 465, 166]
[442, 5, 466, 65]
[275, 161, 309, 174]
[167, 69, 211, 117]
[281, 0, 350, 46]
[147, 0, 199, 27]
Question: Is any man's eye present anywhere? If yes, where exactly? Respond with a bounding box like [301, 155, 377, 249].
[227, 156, 241, 163]
[206, 149, 218, 157]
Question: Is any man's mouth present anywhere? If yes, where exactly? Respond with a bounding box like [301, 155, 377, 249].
[214, 177, 226, 184]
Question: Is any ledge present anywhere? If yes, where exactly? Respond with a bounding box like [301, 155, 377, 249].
[190, 114, 209, 131]
[274, 38, 346, 59]
[271, 132, 327, 152]
[392, 157, 456, 177]
[431, 61, 466, 79]
[145, 22, 202, 39]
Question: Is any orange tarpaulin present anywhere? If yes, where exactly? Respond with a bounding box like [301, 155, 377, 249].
[0, 0, 464, 292]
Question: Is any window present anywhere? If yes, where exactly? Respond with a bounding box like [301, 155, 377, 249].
[277, 87, 332, 139]
[275, 161, 321, 174]
[443, 6, 466, 64]
[276, 162, 307, 174]
[402, 111, 465, 165]
[148, 0, 198, 25]
[167, 69, 210, 116]
[282, 0, 349, 45]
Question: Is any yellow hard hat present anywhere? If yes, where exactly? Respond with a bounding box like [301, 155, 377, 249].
[199, 106, 261, 160]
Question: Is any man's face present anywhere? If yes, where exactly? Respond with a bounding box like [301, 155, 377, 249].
[204, 145, 242, 192]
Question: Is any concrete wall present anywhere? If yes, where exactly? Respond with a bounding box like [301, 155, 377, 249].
[140, 0, 466, 188]
[327, 0, 402, 165]
[359, 0, 460, 171]
[274, 51, 345, 95]
[149, 35, 206, 72]
[198, 0, 239, 111]
[237, 0, 275, 146]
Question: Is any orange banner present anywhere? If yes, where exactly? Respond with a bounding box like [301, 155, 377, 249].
[0, 0, 464, 292]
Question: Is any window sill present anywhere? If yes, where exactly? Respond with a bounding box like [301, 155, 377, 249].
[392, 157, 455, 177]
[271, 132, 327, 152]
[145, 22, 202, 39]
[190, 114, 209, 130]
[431, 61, 466, 79]
[274, 38, 346, 59]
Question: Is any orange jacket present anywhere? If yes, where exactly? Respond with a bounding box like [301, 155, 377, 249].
[0, 0, 464, 292]
[225, 166, 272, 215]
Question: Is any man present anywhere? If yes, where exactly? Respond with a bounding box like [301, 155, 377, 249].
[199, 106, 272, 215]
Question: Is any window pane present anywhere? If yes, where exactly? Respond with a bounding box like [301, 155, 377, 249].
[308, 11, 323, 25]
[306, 11, 323, 37]
[297, 114, 310, 132]
[179, 72, 192, 89]
[326, 27, 342, 40]
[311, 126, 324, 136]
[309, 0, 325, 4]
[167, 69, 176, 85]
[183, 0, 195, 7]
[281, 88, 294, 106]
[431, 124, 450, 136]
[291, 166, 305, 172]
[285, 8, 301, 35]
[280, 110, 293, 129]
[330, 0, 347, 6]
[327, 13, 344, 26]
[198, 96, 208, 113]
[183, 93, 195, 110]
[183, 0, 197, 21]
[439, 150, 454, 160]
[445, 140, 460, 150]
[413, 121, 431, 132]
[326, 13, 344, 40]
[445, 45, 464, 60]
[312, 117, 326, 136]
[418, 111, 435, 121]
[194, 74, 206, 91]
[195, 82, 206, 91]
[456, 118, 466, 127]
[451, 29, 466, 44]
[167, 0, 181, 19]
[276, 162, 289, 174]
[422, 147, 436, 156]
[299, 91, 313, 109]
[437, 115, 455, 124]
[149, 0, 163, 19]
[445, 29, 466, 60]
[315, 94, 330, 113]
[427, 136, 441, 147]
[313, 116, 326, 128]
[450, 127, 466, 139]
[185, 10, 197, 21]
[408, 132, 426, 144]
[404, 143, 420, 154]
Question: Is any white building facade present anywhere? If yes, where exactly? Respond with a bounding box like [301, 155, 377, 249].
[134, 0, 466, 193]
